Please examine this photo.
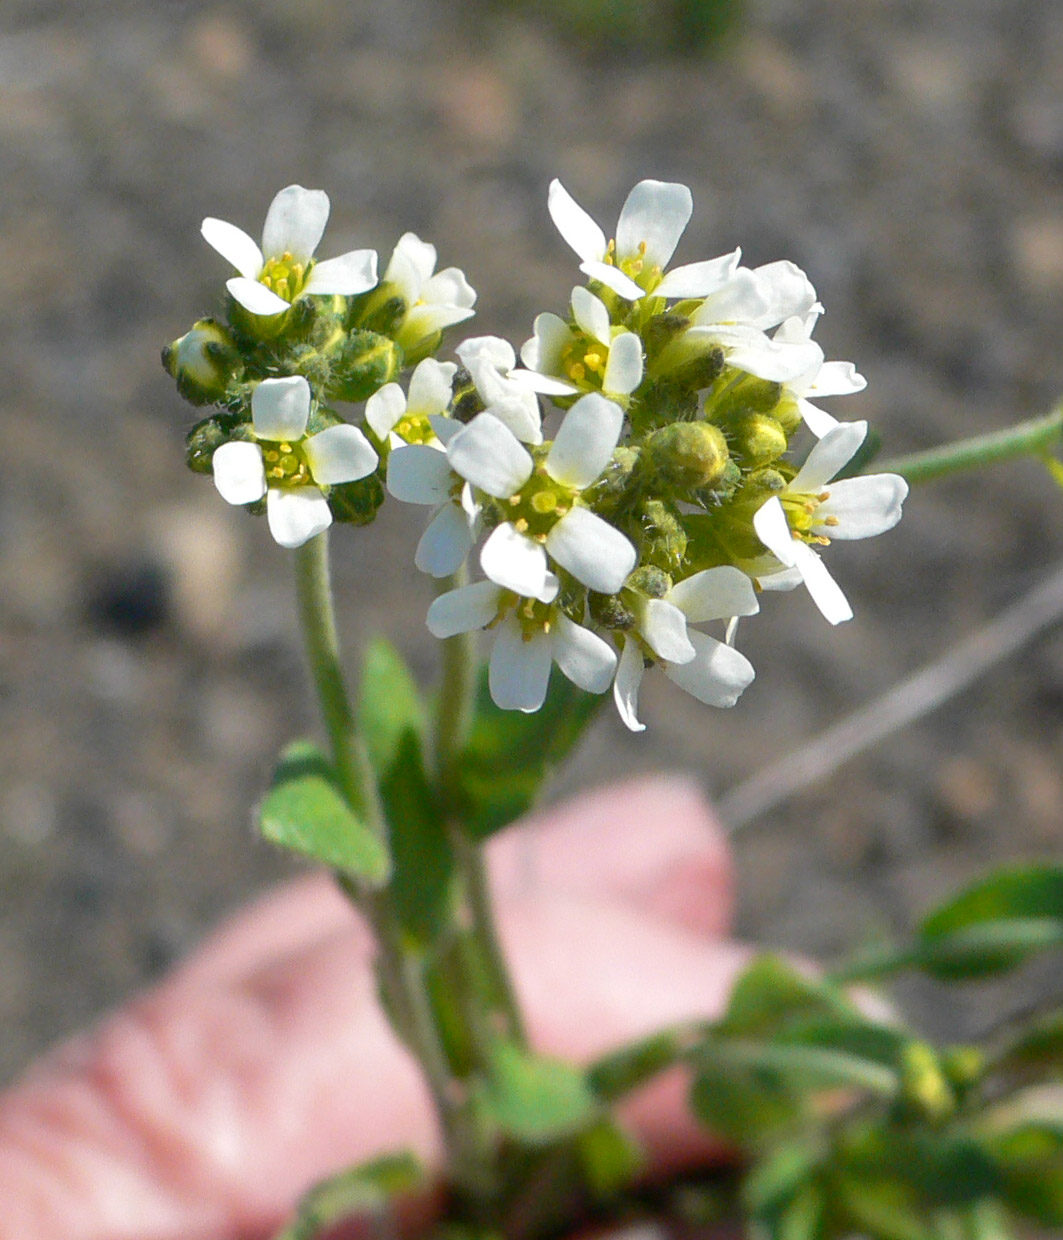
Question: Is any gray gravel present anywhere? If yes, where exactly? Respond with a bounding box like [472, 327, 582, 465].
[3, 0, 1063, 1082]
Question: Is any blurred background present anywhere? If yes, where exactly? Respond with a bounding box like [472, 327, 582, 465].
[2, 0, 1063, 1083]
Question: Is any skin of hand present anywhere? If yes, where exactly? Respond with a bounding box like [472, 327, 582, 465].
[0, 775, 750, 1240]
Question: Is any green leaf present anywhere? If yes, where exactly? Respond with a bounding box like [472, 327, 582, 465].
[259, 740, 390, 884]
[482, 1037, 598, 1145]
[720, 955, 860, 1038]
[575, 1119, 644, 1198]
[380, 729, 454, 944]
[588, 1028, 689, 1101]
[277, 1152, 423, 1240]
[689, 1052, 803, 1146]
[992, 1012, 1063, 1081]
[985, 1122, 1063, 1227]
[917, 864, 1063, 980]
[455, 670, 603, 839]
[358, 638, 424, 776]
[831, 1172, 931, 1240]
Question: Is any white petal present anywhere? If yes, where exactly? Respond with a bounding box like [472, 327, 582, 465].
[422, 267, 476, 309]
[612, 638, 646, 732]
[212, 441, 266, 505]
[365, 384, 407, 438]
[428, 414, 463, 446]
[415, 502, 474, 577]
[640, 599, 695, 664]
[810, 361, 866, 398]
[266, 486, 332, 549]
[304, 424, 378, 485]
[814, 475, 908, 540]
[693, 269, 772, 325]
[579, 260, 645, 302]
[522, 312, 571, 376]
[723, 332, 824, 383]
[545, 508, 636, 595]
[489, 617, 552, 713]
[481, 391, 543, 447]
[545, 393, 624, 489]
[387, 443, 452, 504]
[749, 260, 818, 328]
[261, 185, 329, 263]
[669, 566, 760, 623]
[791, 541, 852, 624]
[401, 303, 476, 342]
[571, 286, 611, 346]
[510, 368, 578, 397]
[406, 359, 457, 417]
[447, 414, 533, 498]
[797, 398, 840, 439]
[427, 581, 501, 638]
[251, 375, 311, 441]
[602, 331, 643, 396]
[616, 180, 692, 270]
[226, 277, 291, 316]
[537, 571, 561, 605]
[303, 249, 378, 296]
[791, 420, 868, 492]
[456, 335, 515, 372]
[552, 614, 617, 694]
[386, 232, 437, 292]
[548, 179, 606, 263]
[654, 249, 742, 299]
[480, 523, 548, 598]
[757, 566, 803, 592]
[201, 218, 263, 279]
[663, 630, 755, 708]
[753, 496, 798, 567]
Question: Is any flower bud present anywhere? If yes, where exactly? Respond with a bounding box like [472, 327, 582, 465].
[162, 318, 242, 405]
[626, 564, 672, 598]
[184, 413, 249, 474]
[328, 473, 387, 527]
[637, 500, 687, 573]
[589, 592, 636, 630]
[731, 413, 788, 467]
[328, 330, 402, 403]
[644, 422, 730, 491]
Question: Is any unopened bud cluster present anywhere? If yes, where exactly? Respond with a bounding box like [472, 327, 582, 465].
[165, 180, 907, 729]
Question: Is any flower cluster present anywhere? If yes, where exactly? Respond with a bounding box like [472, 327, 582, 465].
[166, 179, 907, 730]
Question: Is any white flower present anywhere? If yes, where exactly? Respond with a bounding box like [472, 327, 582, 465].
[751, 420, 908, 624]
[427, 578, 617, 713]
[447, 394, 637, 598]
[202, 185, 378, 317]
[612, 567, 759, 732]
[383, 232, 476, 351]
[676, 261, 824, 383]
[771, 311, 867, 438]
[365, 358, 458, 447]
[455, 336, 543, 445]
[211, 375, 378, 548]
[548, 178, 741, 303]
[517, 286, 644, 400]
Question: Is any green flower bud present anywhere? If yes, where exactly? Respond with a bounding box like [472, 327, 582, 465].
[162, 318, 242, 406]
[626, 564, 672, 598]
[184, 412, 249, 474]
[774, 394, 803, 436]
[347, 284, 407, 338]
[589, 592, 636, 630]
[637, 499, 687, 573]
[899, 1042, 954, 1124]
[449, 367, 484, 424]
[328, 330, 403, 403]
[327, 472, 386, 526]
[581, 445, 639, 514]
[705, 372, 782, 425]
[644, 421, 731, 491]
[731, 413, 789, 467]
[642, 312, 691, 361]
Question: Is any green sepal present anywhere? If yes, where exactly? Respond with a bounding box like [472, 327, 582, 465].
[454, 670, 603, 839]
[328, 472, 386, 526]
[357, 640, 453, 944]
[276, 1151, 424, 1240]
[259, 740, 390, 884]
[328, 329, 402, 403]
[184, 410, 249, 474]
[482, 1037, 598, 1145]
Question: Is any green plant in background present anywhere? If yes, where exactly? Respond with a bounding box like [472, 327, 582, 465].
[503, 0, 745, 56]
[164, 180, 1063, 1240]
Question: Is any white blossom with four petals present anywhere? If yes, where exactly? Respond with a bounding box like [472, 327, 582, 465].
[454, 336, 543, 445]
[382, 232, 477, 352]
[771, 311, 868, 438]
[446, 394, 637, 599]
[752, 420, 908, 624]
[613, 567, 760, 732]
[202, 185, 378, 317]
[548, 178, 741, 303]
[212, 375, 379, 548]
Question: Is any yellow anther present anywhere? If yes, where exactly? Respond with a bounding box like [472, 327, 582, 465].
[568, 362, 586, 382]
[514, 517, 529, 533]
[584, 351, 604, 373]
[542, 620, 551, 634]
[279, 443, 292, 453]
[637, 240, 647, 256]
[509, 494, 522, 506]
[824, 515, 840, 527]
[819, 491, 830, 501]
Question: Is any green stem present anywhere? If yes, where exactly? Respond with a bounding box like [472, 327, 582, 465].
[292, 533, 482, 1195]
[877, 406, 1063, 484]
[433, 571, 529, 1048]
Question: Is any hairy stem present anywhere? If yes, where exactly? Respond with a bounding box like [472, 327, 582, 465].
[878, 406, 1063, 484]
